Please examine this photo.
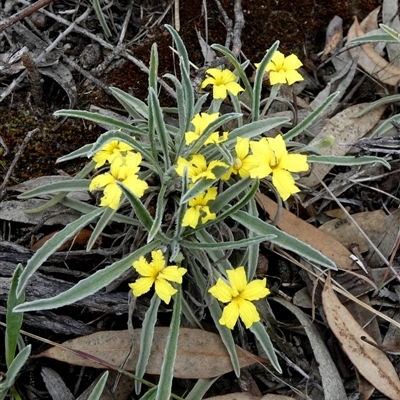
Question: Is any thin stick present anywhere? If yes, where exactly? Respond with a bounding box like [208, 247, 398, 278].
[0, 0, 54, 33]
[0, 128, 39, 201]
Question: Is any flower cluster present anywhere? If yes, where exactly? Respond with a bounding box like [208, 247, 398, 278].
[89, 140, 148, 210]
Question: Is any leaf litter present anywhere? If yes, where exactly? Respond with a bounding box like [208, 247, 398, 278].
[3, 0, 400, 399]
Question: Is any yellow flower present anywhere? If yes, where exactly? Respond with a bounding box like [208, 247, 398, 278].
[182, 187, 217, 228]
[93, 140, 134, 168]
[208, 267, 270, 329]
[250, 134, 309, 201]
[222, 137, 258, 180]
[129, 250, 187, 304]
[89, 152, 148, 210]
[175, 155, 228, 183]
[256, 50, 303, 86]
[185, 113, 227, 145]
[201, 68, 244, 100]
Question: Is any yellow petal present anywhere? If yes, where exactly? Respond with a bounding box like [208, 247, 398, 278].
[285, 69, 304, 85]
[226, 267, 247, 293]
[100, 182, 122, 210]
[272, 168, 300, 201]
[200, 206, 216, 224]
[238, 299, 261, 328]
[241, 279, 270, 301]
[89, 173, 114, 191]
[182, 207, 201, 228]
[267, 135, 287, 163]
[203, 187, 218, 202]
[213, 85, 228, 100]
[133, 256, 155, 277]
[219, 301, 240, 329]
[200, 76, 216, 89]
[225, 81, 244, 96]
[129, 277, 154, 297]
[122, 175, 148, 198]
[283, 54, 303, 70]
[150, 250, 165, 273]
[267, 50, 285, 71]
[155, 278, 177, 304]
[208, 278, 234, 303]
[159, 266, 187, 283]
[269, 70, 288, 85]
[279, 153, 309, 173]
[185, 131, 199, 145]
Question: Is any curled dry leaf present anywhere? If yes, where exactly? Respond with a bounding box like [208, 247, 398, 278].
[347, 11, 400, 86]
[299, 102, 386, 188]
[322, 274, 400, 399]
[36, 328, 267, 379]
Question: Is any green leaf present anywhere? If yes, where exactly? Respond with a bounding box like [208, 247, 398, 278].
[190, 260, 241, 377]
[283, 92, 339, 141]
[149, 87, 171, 170]
[180, 178, 217, 205]
[57, 143, 94, 162]
[165, 25, 190, 73]
[139, 387, 158, 400]
[86, 371, 109, 400]
[308, 154, 390, 169]
[246, 198, 260, 281]
[0, 345, 31, 400]
[347, 33, 399, 45]
[226, 117, 290, 145]
[110, 87, 149, 119]
[135, 294, 161, 394]
[53, 110, 147, 136]
[17, 180, 90, 199]
[232, 210, 337, 270]
[356, 94, 400, 117]
[148, 185, 167, 243]
[155, 288, 182, 400]
[380, 23, 400, 41]
[16, 207, 104, 297]
[180, 235, 269, 251]
[92, 0, 111, 37]
[149, 43, 158, 91]
[14, 241, 160, 312]
[6, 265, 24, 367]
[252, 41, 279, 122]
[87, 207, 116, 251]
[371, 113, 400, 137]
[185, 378, 219, 400]
[250, 321, 282, 373]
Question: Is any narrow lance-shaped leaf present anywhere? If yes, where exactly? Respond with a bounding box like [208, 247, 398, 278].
[135, 294, 161, 394]
[250, 321, 281, 373]
[16, 207, 104, 297]
[18, 180, 90, 199]
[308, 154, 390, 169]
[252, 41, 279, 122]
[110, 86, 149, 119]
[283, 92, 339, 141]
[6, 264, 25, 367]
[54, 110, 147, 136]
[155, 288, 182, 400]
[14, 241, 161, 312]
[87, 206, 116, 251]
[232, 210, 337, 270]
[86, 371, 109, 400]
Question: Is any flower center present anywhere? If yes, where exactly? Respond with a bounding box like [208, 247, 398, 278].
[233, 157, 242, 170]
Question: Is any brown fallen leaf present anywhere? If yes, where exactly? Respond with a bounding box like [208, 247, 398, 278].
[347, 12, 400, 86]
[36, 327, 267, 379]
[255, 193, 357, 270]
[31, 229, 101, 251]
[319, 209, 400, 268]
[322, 274, 400, 399]
[299, 102, 386, 188]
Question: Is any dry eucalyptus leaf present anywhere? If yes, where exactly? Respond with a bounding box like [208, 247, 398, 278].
[319, 209, 400, 268]
[255, 193, 357, 270]
[299, 102, 386, 188]
[36, 328, 267, 379]
[347, 12, 400, 86]
[322, 274, 400, 399]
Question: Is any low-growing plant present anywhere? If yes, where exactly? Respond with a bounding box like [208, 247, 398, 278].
[12, 25, 390, 399]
